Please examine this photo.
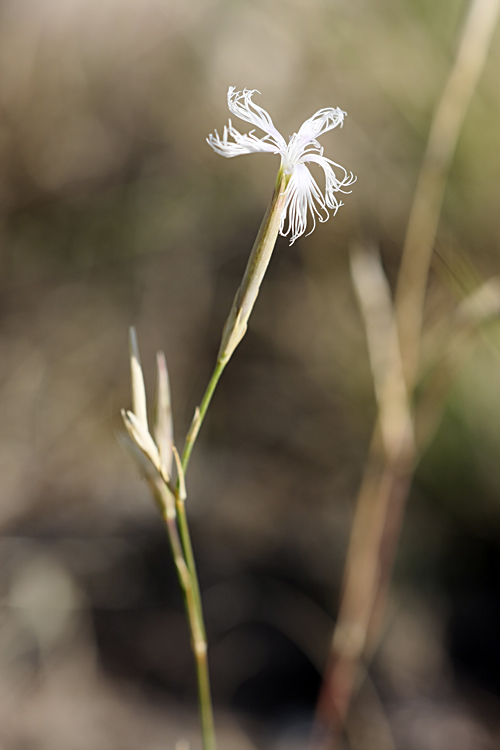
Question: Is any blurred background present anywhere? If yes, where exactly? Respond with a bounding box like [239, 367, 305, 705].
[1, 0, 500, 748]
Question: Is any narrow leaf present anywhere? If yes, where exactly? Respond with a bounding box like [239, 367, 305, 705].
[117, 430, 158, 479]
[172, 446, 186, 501]
[154, 351, 174, 476]
[122, 409, 161, 474]
[129, 327, 148, 431]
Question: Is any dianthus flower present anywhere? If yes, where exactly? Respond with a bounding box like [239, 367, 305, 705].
[207, 87, 355, 244]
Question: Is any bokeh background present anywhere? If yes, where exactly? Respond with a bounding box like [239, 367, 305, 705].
[1, 0, 500, 748]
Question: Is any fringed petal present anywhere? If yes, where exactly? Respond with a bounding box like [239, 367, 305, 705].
[280, 163, 329, 245]
[297, 107, 346, 140]
[227, 87, 287, 151]
[207, 120, 280, 158]
[303, 154, 356, 209]
[284, 108, 346, 169]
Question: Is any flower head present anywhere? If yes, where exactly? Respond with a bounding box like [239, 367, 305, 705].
[208, 87, 356, 244]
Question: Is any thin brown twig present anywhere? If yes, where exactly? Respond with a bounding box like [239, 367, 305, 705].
[314, 246, 413, 742]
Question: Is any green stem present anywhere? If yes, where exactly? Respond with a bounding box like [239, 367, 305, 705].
[196, 644, 216, 750]
[163, 167, 288, 750]
[181, 358, 226, 474]
[153, 480, 216, 750]
[175, 494, 207, 637]
[176, 170, 289, 632]
[175, 168, 289, 656]
[181, 168, 289, 476]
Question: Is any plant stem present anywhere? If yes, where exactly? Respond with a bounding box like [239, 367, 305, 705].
[181, 168, 289, 476]
[152, 479, 216, 750]
[127, 164, 290, 750]
[163, 167, 288, 750]
[181, 358, 226, 475]
[196, 642, 216, 750]
[175, 494, 206, 636]
[175, 170, 289, 624]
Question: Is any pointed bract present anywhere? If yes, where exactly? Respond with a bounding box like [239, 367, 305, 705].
[172, 446, 187, 502]
[118, 430, 159, 480]
[122, 408, 162, 475]
[129, 328, 148, 431]
[154, 351, 174, 476]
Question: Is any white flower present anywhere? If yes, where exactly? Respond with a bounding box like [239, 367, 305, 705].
[207, 87, 356, 244]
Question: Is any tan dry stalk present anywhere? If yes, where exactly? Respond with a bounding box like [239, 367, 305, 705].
[395, 0, 500, 391]
[313, 0, 500, 745]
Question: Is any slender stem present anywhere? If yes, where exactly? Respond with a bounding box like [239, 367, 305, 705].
[126, 168, 288, 750]
[175, 495, 207, 638]
[181, 359, 226, 475]
[159, 167, 288, 750]
[176, 172, 289, 629]
[152, 479, 216, 750]
[181, 168, 289, 477]
[314, 432, 414, 739]
[196, 644, 216, 750]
